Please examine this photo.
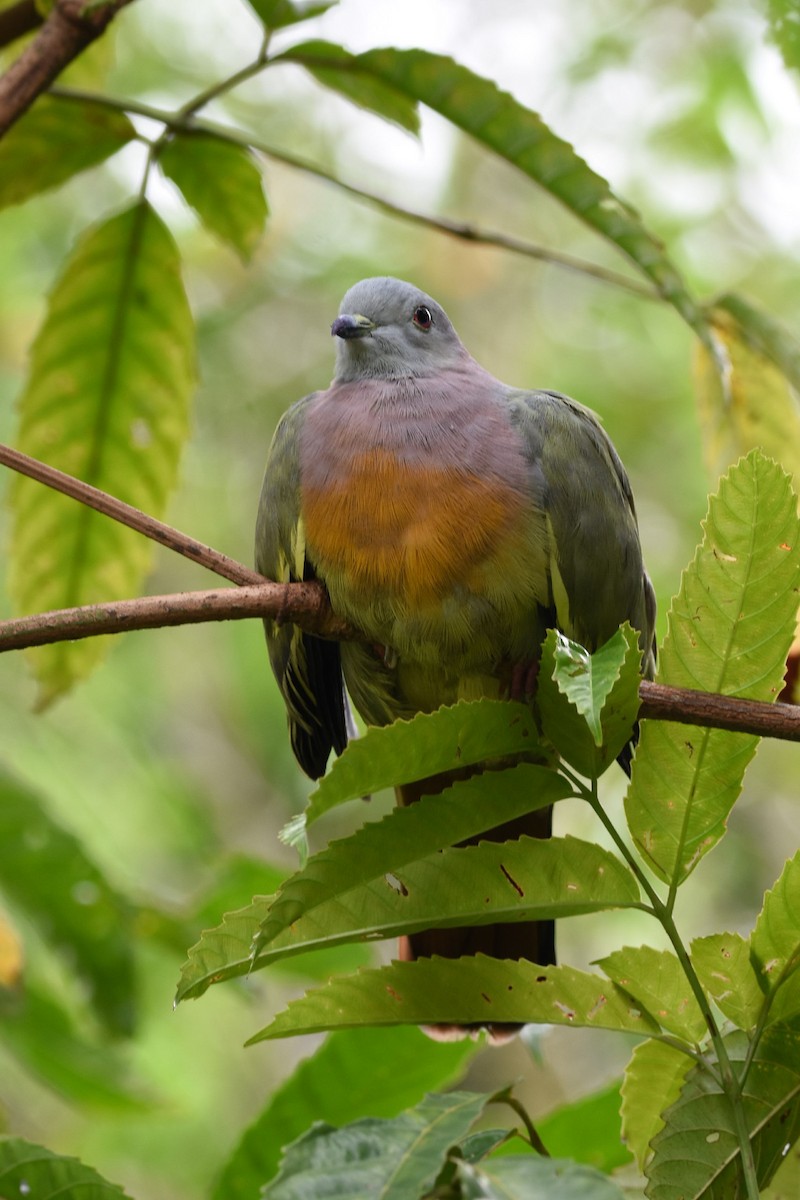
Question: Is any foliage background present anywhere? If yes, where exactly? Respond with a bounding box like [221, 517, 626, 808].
[0, 0, 798, 1196]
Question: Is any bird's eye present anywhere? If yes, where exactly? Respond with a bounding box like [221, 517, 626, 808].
[412, 305, 433, 331]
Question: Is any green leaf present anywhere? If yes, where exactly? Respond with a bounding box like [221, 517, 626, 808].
[294, 700, 546, 841]
[9, 201, 195, 702]
[536, 1081, 633, 1172]
[212, 1027, 475, 1197]
[263, 1090, 489, 1200]
[538, 625, 642, 777]
[177, 894, 373, 1003]
[764, 1138, 800, 1199]
[248, 835, 640, 971]
[0, 1137, 133, 1198]
[260, 766, 570, 950]
[765, 0, 800, 73]
[281, 45, 705, 338]
[597, 947, 706, 1043]
[457, 1155, 626, 1199]
[277, 40, 420, 134]
[625, 451, 800, 886]
[159, 132, 269, 262]
[620, 1039, 693, 1172]
[751, 850, 800, 1025]
[695, 297, 800, 487]
[0, 983, 151, 1110]
[646, 1021, 800, 1199]
[0, 95, 135, 210]
[246, 0, 336, 30]
[691, 932, 765, 1032]
[249, 958, 661, 1041]
[0, 770, 136, 1036]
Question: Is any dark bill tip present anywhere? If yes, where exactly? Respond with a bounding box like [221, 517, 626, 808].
[331, 313, 376, 340]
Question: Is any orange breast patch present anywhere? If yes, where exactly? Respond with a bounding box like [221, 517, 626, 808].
[302, 449, 526, 608]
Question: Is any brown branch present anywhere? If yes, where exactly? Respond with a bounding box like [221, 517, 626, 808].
[0, 0, 42, 49]
[0, 0, 137, 137]
[0, 442, 264, 586]
[0, 584, 352, 649]
[0, 584, 797, 742]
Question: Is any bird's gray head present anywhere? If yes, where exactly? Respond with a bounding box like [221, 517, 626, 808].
[330, 277, 467, 382]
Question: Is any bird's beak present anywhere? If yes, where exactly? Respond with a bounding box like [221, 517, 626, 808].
[331, 313, 376, 339]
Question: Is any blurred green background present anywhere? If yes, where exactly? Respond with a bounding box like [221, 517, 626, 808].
[0, 0, 798, 1196]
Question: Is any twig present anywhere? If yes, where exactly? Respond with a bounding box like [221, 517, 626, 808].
[0, 0, 42, 49]
[638, 680, 800, 742]
[0, 442, 262, 586]
[0, 584, 352, 649]
[0, 0, 137, 137]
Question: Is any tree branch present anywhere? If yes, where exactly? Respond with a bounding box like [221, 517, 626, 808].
[1, 443, 798, 742]
[0, 585, 797, 742]
[0, 0, 137, 137]
[0, 0, 42, 50]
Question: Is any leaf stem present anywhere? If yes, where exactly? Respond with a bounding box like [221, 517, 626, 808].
[499, 1094, 550, 1157]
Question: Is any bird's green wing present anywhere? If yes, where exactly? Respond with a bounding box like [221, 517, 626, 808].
[255, 395, 347, 779]
[508, 389, 656, 675]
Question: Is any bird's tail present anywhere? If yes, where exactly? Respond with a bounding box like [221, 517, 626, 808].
[395, 768, 554, 1043]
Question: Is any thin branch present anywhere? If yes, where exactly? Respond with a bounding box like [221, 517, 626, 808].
[48, 85, 658, 300]
[0, 442, 263, 587]
[638, 680, 799, 742]
[0, 0, 42, 49]
[0, 0, 137, 137]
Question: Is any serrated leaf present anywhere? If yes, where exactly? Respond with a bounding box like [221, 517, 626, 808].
[0, 1137, 133, 1198]
[277, 39, 420, 134]
[261, 765, 570, 950]
[296, 700, 545, 839]
[246, 0, 336, 30]
[620, 1039, 693, 1173]
[535, 1081, 632, 1172]
[9, 201, 195, 701]
[0, 770, 136, 1036]
[281, 45, 705, 339]
[457, 1155, 627, 1200]
[597, 947, 706, 1042]
[694, 298, 800, 487]
[691, 932, 765, 1032]
[0, 95, 135, 210]
[251, 835, 639, 972]
[177, 893, 373, 1003]
[159, 132, 268, 261]
[263, 1090, 489, 1200]
[625, 452, 800, 886]
[538, 626, 642, 777]
[751, 850, 800, 1025]
[646, 1021, 800, 1199]
[213, 1028, 474, 1198]
[249, 958, 661, 1042]
[0, 983, 151, 1109]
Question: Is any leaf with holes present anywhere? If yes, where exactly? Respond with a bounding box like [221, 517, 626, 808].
[646, 1022, 800, 1199]
[751, 851, 800, 1026]
[625, 451, 800, 887]
[0, 95, 135, 210]
[160, 133, 268, 261]
[597, 946, 706, 1043]
[691, 932, 765, 1032]
[261, 765, 569, 952]
[249, 958, 660, 1042]
[9, 201, 195, 702]
[213, 1027, 475, 1198]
